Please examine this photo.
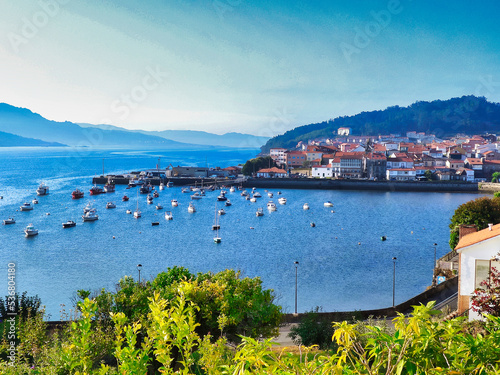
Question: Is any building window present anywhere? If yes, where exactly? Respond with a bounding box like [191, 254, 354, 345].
[475, 259, 500, 289]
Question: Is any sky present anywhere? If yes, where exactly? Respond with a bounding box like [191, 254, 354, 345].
[0, 0, 499, 136]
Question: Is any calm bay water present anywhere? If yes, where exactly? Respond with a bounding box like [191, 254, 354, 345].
[0, 147, 489, 319]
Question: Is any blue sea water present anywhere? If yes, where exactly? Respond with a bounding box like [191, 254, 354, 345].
[0, 147, 489, 319]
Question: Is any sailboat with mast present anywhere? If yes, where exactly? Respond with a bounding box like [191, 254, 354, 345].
[134, 189, 141, 218]
[213, 203, 221, 243]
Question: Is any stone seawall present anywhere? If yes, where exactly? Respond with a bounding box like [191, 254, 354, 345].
[283, 276, 458, 323]
[244, 178, 479, 192]
[479, 182, 500, 192]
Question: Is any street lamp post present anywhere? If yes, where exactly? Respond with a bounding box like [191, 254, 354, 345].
[433, 243, 438, 286]
[137, 264, 142, 284]
[392, 257, 397, 308]
[294, 261, 299, 315]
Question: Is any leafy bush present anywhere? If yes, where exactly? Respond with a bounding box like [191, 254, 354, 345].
[288, 307, 336, 350]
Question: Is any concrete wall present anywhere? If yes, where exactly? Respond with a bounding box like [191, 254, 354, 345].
[283, 276, 458, 323]
[479, 182, 500, 192]
[244, 178, 478, 192]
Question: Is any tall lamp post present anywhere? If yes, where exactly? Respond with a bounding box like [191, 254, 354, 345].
[392, 257, 397, 308]
[137, 264, 142, 284]
[294, 261, 299, 315]
[433, 243, 438, 286]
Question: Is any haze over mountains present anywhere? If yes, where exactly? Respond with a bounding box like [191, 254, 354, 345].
[0, 103, 269, 148]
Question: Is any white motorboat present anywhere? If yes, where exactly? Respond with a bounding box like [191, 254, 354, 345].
[126, 209, 132, 214]
[250, 197, 257, 203]
[147, 194, 153, 204]
[164, 211, 173, 220]
[159, 182, 165, 190]
[133, 210, 141, 218]
[156, 204, 163, 210]
[324, 201, 334, 207]
[267, 192, 273, 198]
[213, 203, 221, 243]
[188, 202, 196, 213]
[225, 200, 232, 207]
[3, 218, 15, 225]
[182, 188, 190, 193]
[256, 208, 264, 216]
[106, 202, 116, 209]
[191, 192, 203, 200]
[171, 199, 179, 207]
[20, 202, 33, 211]
[253, 192, 262, 198]
[32, 198, 38, 204]
[24, 224, 38, 236]
[267, 201, 277, 211]
[82, 209, 98, 221]
[36, 183, 49, 196]
[83, 202, 92, 213]
[218, 208, 226, 215]
[278, 197, 287, 205]
[166, 181, 173, 188]
[303, 203, 310, 210]
[217, 191, 227, 201]
[240, 190, 248, 196]
[229, 186, 235, 192]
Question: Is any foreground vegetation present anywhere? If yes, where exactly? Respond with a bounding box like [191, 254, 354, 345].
[1, 267, 500, 374]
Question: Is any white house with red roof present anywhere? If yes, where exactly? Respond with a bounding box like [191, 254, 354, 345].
[311, 164, 333, 178]
[456, 224, 500, 320]
[386, 168, 416, 180]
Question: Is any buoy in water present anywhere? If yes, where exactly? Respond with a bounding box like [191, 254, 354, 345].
[381, 236, 387, 241]
[112, 236, 115, 239]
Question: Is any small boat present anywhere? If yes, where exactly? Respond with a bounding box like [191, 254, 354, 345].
[166, 181, 173, 188]
[151, 222, 160, 226]
[164, 211, 173, 220]
[241, 190, 248, 196]
[83, 202, 92, 213]
[134, 209, 141, 218]
[146, 194, 153, 204]
[62, 220, 76, 228]
[218, 208, 226, 215]
[159, 182, 165, 190]
[225, 200, 232, 207]
[82, 209, 98, 221]
[250, 197, 257, 203]
[156, 204, 163, 210]
[106, 202, 116, 209]
[153, 191, 159, 198]
[324, 201, 333, 207]
[217, 192, 227, 201]
[89, 185, 104, 195]
[303, 203, 310, 210]
[171, 199, 179, 207]
[253, 192, 262, 198]
[277, 191, 282, 195]
[24, 224, 38, 236]
[245, 195, 251, 201]
[191, 192, 203, 200]
[72, 189, 84, 199]
[3, 218, 15, 225]
[126, 209, 132, 214]
[32, 198, 38, 204]
[36, 183, 49, 196]
[139, 184, 152, 194]
[188, 203, 196, 213]
[229, 186, 235, 192]
[256, 208, 264, 217]
[268, 192, 273, 198]
[278, 197, 287, 205]
[181, 188, 190, 193]
[104, 183, 115, 193]
[20, 202, 33, 211]
[122, 195, 129, 202]
[267, 201, 277, 211]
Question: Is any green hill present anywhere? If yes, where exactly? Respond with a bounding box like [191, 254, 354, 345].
[261, 96, 500, 152]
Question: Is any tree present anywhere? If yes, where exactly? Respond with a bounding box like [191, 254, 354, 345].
[424, 169, 433, 181]
[449, 196, 500, 249]
[241, 156, 276, 176]
[471, 253, 500, 317]
[492, 172, 500, 183]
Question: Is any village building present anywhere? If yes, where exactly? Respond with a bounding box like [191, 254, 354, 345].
[256, 167, 288, 178]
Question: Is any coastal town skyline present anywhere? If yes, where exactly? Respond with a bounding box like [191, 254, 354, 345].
[1, 1, 499, 135]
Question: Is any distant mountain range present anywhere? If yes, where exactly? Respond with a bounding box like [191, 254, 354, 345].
[261, 96, 500, 153]
[0, 103, 269, 148]
[78, 123, 270, 148]
[0, 130, 66, 147]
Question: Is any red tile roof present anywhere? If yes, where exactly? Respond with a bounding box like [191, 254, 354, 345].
[456, 223, 500, 251]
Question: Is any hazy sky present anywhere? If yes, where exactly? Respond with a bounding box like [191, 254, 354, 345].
[1, 1, 499, 136]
